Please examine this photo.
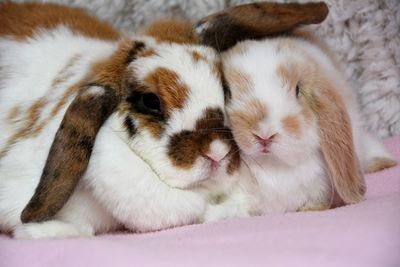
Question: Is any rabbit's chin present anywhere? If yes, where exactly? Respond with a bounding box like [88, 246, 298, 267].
[159, 158, 231, 190]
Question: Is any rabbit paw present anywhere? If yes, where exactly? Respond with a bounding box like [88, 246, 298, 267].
[13, 220, 94, 239]
[365, 157, 397, 173]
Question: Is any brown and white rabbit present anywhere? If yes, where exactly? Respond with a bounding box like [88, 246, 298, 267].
[0, 2, 329, 238]
[203, 26, 397, 221]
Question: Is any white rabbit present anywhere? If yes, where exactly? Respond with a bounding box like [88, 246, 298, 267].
[0, 1, 331, 239]
[0, 2, 243, 239]
[204, 28, 397, 222]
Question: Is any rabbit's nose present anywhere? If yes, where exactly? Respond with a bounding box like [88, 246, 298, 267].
[205, 139, 230, 164]
[253, 133, 276, 152]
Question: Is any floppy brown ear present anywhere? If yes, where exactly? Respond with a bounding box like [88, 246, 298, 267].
[309, 83, 365, 205]
[20, 40, 145, 223]
[20, 85, 119, 223]
[196, 1, 329, 51]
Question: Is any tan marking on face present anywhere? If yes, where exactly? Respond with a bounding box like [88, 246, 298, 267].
[365, 157, 397, 173]
[224, 67, 253, 94]
[191, 51, 207, 63]
[117, 99, 164, 139]
[276, 62, 301, 92]
[167, 108, 240, 175]
[229, 99, 267, 146]
[135, 114, 164, 138]
[0, 2, 120, 40]
[143, 19, 197, 44]
[144, 67, 189, 117]
[277, 58, 316, 128]
[282, 115, 301, 136]
[6, 105, 21, 122]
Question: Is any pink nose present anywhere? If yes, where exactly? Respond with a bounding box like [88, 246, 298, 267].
[253, 133, 276, 149]
[204, 140, 230, 172]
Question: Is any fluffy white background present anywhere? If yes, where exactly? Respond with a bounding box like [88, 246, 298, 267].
[5, 0, 400, 137]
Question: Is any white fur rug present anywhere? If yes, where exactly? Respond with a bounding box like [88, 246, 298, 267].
[6, 0, 400, 138]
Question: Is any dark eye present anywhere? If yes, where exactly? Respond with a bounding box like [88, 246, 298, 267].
[296, 84, 300, 98]
[142, 93, 161, 112]
[127, 92, 163, 117]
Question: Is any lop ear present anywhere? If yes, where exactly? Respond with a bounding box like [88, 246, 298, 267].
[196, 1, 329, 51]
[21, 40, 145, 223]
[20, 85, 119, 223]
[308, 82, 365, 205]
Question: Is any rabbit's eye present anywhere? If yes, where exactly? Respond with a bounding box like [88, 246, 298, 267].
[142, 93, 161, 112]
[127, 92, 163, 118]
[295, 85, 300, 98]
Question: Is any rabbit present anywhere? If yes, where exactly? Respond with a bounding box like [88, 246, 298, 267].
[0, 1, 330, 239]
[203, 27, 397, 222]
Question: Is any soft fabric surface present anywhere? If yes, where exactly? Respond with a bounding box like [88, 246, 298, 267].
[1, 137, 399, 267]
[7, 0, 400, 137]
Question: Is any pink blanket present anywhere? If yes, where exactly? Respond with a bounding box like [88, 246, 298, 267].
[1, 138, 399, 267]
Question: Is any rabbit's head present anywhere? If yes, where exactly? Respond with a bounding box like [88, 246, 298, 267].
[223, 36, 365, 205]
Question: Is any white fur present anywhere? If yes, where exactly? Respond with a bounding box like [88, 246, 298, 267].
[205, 36, 396, 221]
[0, 26, 239, 239]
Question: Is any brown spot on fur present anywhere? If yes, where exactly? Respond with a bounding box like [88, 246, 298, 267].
[0, 2, 120, 40]
[191, 51, 207, 63]
[144, 67, 189, 117]
[144, 19, 197, 44]
[282, 115, 301, 136]
[197, 2, 328, 51]
[30, 55, 83, 137]
[365, 157, 397, 173]
[51, 54, 82, 88]
[91, 40, 145, 89]
[32, 85, 81, 138]
[224, 67, 253, 94]
[6, 105, 21, 122]
[167, 108, 240, 173]
[0, 98, 47, 159]
[1, 55, 84, 159]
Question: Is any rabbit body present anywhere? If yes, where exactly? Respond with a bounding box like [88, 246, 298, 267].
[0, 4, 240, 238]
